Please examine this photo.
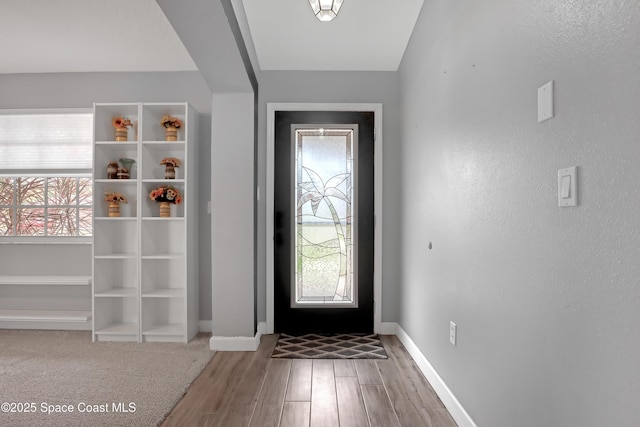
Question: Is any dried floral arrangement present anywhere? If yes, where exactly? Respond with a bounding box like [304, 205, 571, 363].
[112, 117, 132, 129]
[104, 192, 128, 204]
[160, 157, 181, 167]
[161, 115, 183, 129]
[149, 186, 183, 204]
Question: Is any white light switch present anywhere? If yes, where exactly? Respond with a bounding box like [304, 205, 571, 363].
[561, 175, 571, 198]
[558, 166, 577, 207]
[538, 80, 554, 123]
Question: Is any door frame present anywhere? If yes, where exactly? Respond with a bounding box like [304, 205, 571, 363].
[266, 103, 383, 334]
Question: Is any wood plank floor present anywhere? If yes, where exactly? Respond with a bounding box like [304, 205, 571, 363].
[161, 335, 457, 427]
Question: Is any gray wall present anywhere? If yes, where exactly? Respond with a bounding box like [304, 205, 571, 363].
[257, 71, 403, 323]
[0, 244, 92, 314]
[0, 244, 90, 276]
[0, 72, 214, 322]
[210, 92, 255, 337]
[398, 1, 640, 426]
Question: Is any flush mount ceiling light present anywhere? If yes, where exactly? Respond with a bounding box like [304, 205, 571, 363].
[308, 0, 344, 22]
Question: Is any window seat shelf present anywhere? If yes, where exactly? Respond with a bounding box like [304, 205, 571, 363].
[0, 275, 91, 286]
[0, 309, 92, 322]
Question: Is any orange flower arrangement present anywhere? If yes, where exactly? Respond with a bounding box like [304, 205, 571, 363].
[149, 186, 183, 204]
[160, 157, 181, 167]
[112, 116, 132, 129]
[104, 191, 128, 204]
[161, 115, 182, 129]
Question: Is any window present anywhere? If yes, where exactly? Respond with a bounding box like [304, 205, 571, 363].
[0, 176, 92, 236]
[0, 111, 93, 238]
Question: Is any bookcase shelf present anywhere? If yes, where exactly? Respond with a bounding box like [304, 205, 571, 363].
[92, 102, 198, 343]
[95, 288, 138, 298]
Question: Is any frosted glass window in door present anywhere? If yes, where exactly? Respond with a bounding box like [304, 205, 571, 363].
[294, 128, 357, 306]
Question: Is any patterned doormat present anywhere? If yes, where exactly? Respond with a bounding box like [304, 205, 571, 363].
[271, 333, 388, 359]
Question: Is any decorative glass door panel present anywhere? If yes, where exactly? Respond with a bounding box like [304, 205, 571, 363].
[293, 127, 357, 307]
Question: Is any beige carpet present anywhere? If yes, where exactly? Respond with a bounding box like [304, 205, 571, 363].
[0, 330, 214, 427]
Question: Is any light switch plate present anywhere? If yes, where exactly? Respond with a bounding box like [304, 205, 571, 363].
[449, 321, 457, 346]
[538, 80, 554, 123]
[558, 166, 577, 207]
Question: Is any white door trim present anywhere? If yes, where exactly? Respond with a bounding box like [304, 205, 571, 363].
[266, 103, 383, 334]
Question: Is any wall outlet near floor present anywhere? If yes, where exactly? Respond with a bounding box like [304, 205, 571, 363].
[449, 321, 457, 346]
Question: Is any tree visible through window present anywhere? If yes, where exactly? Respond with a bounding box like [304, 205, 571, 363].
[0, 177, 92, 236]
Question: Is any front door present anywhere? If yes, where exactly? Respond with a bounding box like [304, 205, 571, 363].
[274, 111, 374, 334]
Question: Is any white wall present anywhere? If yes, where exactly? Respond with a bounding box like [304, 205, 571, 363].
[257, 71, 403, 324]
[210, 92, 255, 337]
[399, 1, 640, 426]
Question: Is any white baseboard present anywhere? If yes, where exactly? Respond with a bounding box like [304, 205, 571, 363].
[209, 322, 268, 351]
[395, 324, 477, 427]
[199, 320, 212, 333]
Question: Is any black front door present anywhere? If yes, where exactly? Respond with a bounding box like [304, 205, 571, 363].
[274, 111, 374, 334]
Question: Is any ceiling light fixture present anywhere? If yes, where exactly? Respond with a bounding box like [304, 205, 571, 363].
[308, 0, 344, 22]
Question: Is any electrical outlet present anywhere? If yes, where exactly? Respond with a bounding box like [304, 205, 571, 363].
[449, 321, 457, 346]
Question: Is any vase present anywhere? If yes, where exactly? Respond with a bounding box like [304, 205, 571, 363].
[119, 158, 135, 179]
[108, 202, 120, 217]
[159, 201, 171, 217]
[115, 127, 128, 142]
[107, 162, 118, 179]
[117, 168, 129, 179]
[165, 164, 176, 179]
[165, 126, 178, 141]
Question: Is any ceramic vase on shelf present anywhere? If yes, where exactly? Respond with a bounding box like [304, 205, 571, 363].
[159, 202, 171, 217]
[165, 126, 178, 141]
[165, 164, 175, 179]
[117, 168, 129, 179]
[115, 128, 128, 142]
[108, 202, 120, 217]
[107, 162, 118, 179]
[118, 158, 135, 179]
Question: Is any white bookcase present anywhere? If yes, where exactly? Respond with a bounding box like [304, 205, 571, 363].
[92, 102, 198, 342]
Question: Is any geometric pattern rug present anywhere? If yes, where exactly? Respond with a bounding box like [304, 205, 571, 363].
[271, 333, 388, 359]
